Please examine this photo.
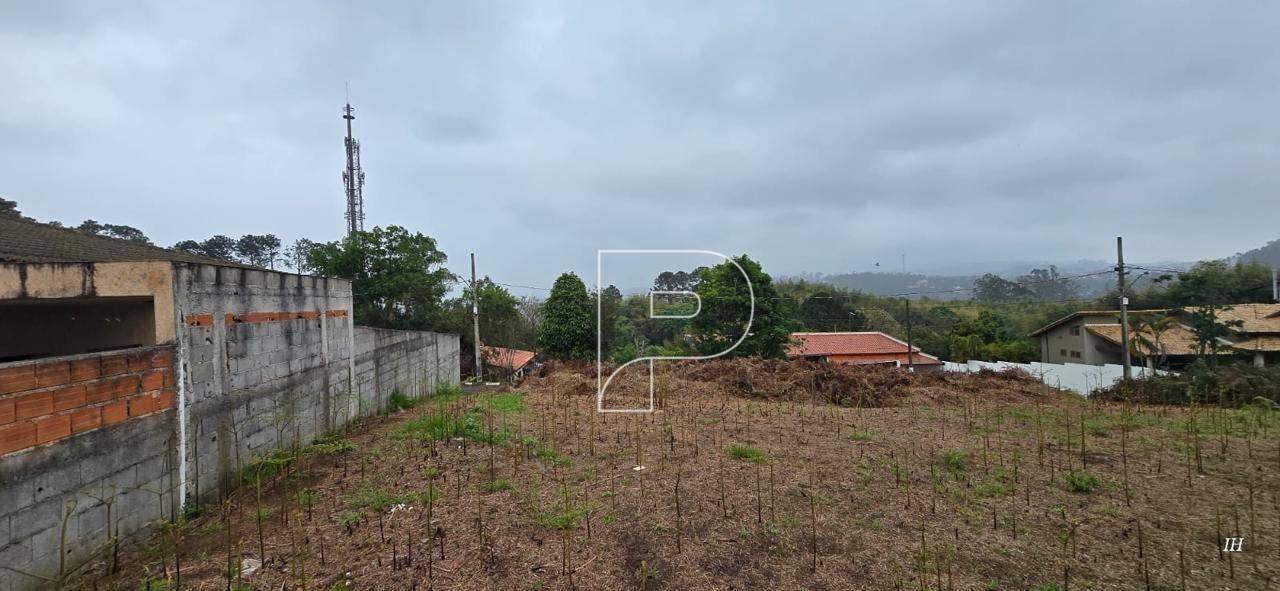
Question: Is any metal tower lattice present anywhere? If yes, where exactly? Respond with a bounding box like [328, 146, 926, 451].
[342, 103, 366, 236]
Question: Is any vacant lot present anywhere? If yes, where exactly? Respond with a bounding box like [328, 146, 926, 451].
[78, 361, 1279, 590]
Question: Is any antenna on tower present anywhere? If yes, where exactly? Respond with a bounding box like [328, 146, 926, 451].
[342, 95, 366, 236]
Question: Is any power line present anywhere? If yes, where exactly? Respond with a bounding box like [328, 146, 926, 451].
[493, 281, 552, 292]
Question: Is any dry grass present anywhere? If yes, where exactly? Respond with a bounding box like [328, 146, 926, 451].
[75, 360, 1280, 590]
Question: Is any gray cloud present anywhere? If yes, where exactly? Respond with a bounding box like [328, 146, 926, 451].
[2, 0, 1277, 292]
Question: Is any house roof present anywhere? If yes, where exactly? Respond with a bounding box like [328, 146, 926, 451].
[1084, 323, 1206, 357]
[0, 216, 253, 268]
[786, 331, 942, 364]
[828, 352, 945, 366]
[483, 346, 536, 371]
[1231, 336, 1280, 353]
[1028, 309, 1169, 337]
[1176, 303, 1280, 334]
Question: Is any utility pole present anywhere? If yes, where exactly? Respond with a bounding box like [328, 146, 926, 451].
[1272, 267, 1278, 302]
[905, 299, 915, 371]
[471, 253, 483, 380]
[1116, 237, 1131, 381]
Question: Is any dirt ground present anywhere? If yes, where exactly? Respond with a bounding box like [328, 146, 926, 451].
[73, 360, 1280, 590]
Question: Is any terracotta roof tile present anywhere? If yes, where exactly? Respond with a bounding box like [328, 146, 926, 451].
[1232, 336, 1280, 353]
[1085, 324, 1205, 356]
[483, 347, 536, 371]
[786, 332, 941, 364]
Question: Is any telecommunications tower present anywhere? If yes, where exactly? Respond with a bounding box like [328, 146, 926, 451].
[342, 102, 366, 236]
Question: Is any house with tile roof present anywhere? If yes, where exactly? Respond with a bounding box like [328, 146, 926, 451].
[786, 331, 944, 371]
[483, 346, 537, 381]
[1028, 303, 1280, 369]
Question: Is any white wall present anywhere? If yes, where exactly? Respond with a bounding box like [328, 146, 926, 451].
[943, 360, 1172, 396]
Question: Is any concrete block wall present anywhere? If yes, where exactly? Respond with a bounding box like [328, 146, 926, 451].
[0, 262, 460, 590]
[352, 326, 461, 414]
[176, 264, 360, 504]
[175, 264, 460, 507]
[0, 348, 178, 591]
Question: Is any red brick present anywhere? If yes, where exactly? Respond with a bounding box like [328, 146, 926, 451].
[0, 421, 36, 455]
[0, 398, 13, 425]
[84, 380, 115, 404]
[140, 369, 165, 392]
[128, 393, 158, 417]
[126, 351, 152, 373]
[69, 358, 101, 382]
[162, 369, 175, 388]
[70, 407, 102, 433]
[184, 313, 214, 327]
[34, 361, 70, 388]
[15, 391, 53, 421]
[100, 354, 130, 377]
[51, 385, 87, 412]
[300, 310, 320, 319]
[158, 388, 177, 410]
[101, 401, 127, 425]
[150, 349, 174, 369]
[35, 413, 71, 444]
[0, 365, 37, 395]
[113, 375, 140, 398]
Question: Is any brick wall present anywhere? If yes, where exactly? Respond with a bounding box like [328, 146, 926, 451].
[0, 347, 178, 590]
[0, 347, 175, 455]
[0, 262, 460, 591]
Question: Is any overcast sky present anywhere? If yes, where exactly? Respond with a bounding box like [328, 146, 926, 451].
[3, 1, 1277, 293]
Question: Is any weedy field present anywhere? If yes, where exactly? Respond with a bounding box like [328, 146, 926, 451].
[77, 360, 1280, 590]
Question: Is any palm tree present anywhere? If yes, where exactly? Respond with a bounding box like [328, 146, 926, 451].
[1129, 313, 1177, 371]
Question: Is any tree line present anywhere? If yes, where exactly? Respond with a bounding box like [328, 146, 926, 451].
[4, 197, 1273, 367]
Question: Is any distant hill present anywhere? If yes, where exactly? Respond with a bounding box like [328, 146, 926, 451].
[808, 272, 977, 300]
[790, 260, 1192, 301]
[1234, 238, 1280, 268]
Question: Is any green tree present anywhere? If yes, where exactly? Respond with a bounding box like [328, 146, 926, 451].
[1167, 260, 1273, 305]
[799, 291, 861, 332]
[537, 273, 595, 360]
[598, 285, 624, 359]
[307, 226, 455, 329]
[1018, 266, 1078, 301]
[285, 238, 318, 274]
[1128, 312, 1178, 369]
[690, 254, 796, 358]
[77, 219, 152, 245]
[0, 198, 27, 220]
[174, 235, 239, 262]
[862, 308, 903, 336]
[235, 234, 282, 268]
[446, 277, 528, 352]
[653, 270, 698, 293]
[973, 273, 1031, 302]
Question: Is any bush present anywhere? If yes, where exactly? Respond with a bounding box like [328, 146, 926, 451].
[939, 450, 967, 477]
[1095, 364, 1280, 407]
[388, 390, 417, 412]
[1064, 471, 1099, 493]
[728, 444, 768, 463]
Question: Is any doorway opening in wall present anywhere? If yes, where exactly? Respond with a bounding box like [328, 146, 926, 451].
[0, 296, 157, 363]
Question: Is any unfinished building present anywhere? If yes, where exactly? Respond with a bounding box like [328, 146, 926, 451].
[0, 218, 459, 590]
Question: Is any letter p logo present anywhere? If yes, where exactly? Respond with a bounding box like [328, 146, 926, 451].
[597, 250, 755, 412]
